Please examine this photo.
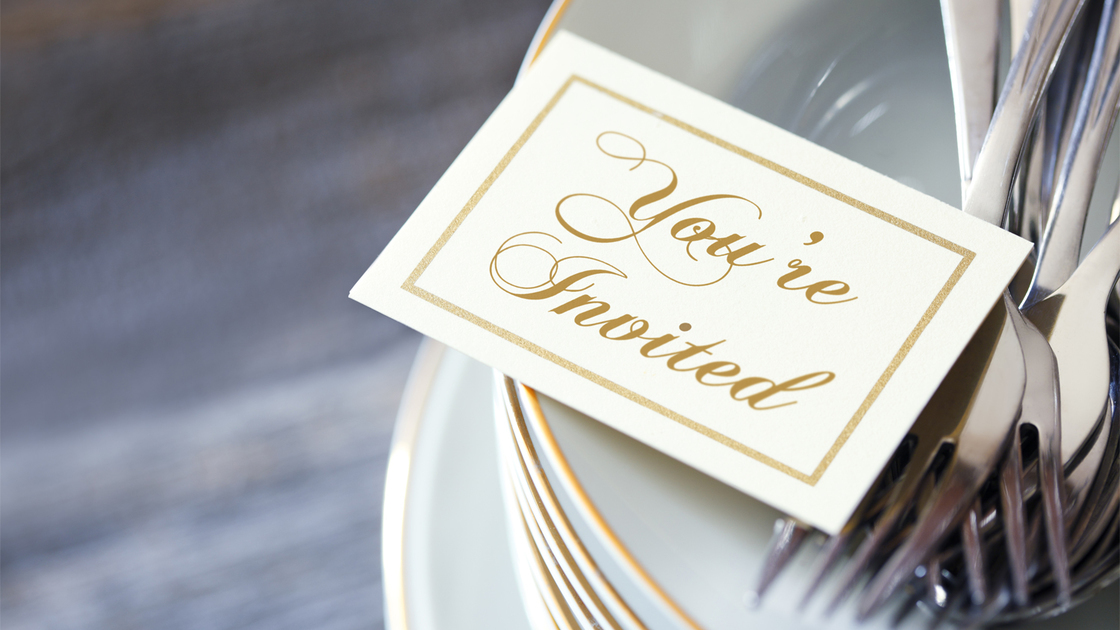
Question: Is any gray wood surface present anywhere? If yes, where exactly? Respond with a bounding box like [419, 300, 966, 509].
[1, 0, 548, 627]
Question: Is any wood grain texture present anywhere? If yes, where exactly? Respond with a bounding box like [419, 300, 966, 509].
[1, 0, 549, 627]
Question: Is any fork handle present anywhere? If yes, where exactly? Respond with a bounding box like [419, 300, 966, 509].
[1068, 217, 1120, 302]
[1025, 0, 1120, 307]
[941, 0, 1001, 202]
[965, 0, 1088, 227]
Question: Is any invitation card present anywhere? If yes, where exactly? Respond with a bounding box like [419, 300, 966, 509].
[352, 32, 1031, 533]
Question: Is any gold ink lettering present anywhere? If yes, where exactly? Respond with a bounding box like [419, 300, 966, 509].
[550, 294, 613, 326]
[554, 132, 769, 288]
[483, 130, 852, 412]
[639, 333, 680, 357]
[647, 340, 726, 372]
[489, 231, 627, 300]
[539, 287, 834, 408]
[706, 233, 773, 267]
[776, 259, 857, 305]
[599, 316, 650, 340]
[730, 377, 777, 402]
[741, 372, 836, 410]
[695, 361, 742, 385]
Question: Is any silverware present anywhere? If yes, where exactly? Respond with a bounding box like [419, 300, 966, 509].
[855, 1, 1089, 617]
[751, 0, 1117, 621]
[1069, 348, 1118, 560]
[1019, 9, 1120, 541]
[942, 0, 1000, 205]
[942, 0, 1070, 608]
[1025, 218, 1120, 549]
[997, 336, 1119, 623]
[853, 298, 1026, 619]
[1008, 4, 1094, 291]
[964, 0, 1088, 228]
[1024, 0, 1120, 310]
[748, 518, 809, 604]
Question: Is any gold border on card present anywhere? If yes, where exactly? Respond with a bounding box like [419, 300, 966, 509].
[402, 75, 975, 485]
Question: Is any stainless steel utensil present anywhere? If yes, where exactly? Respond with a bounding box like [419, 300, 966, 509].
[1024, 0, 1120, 310]
[942, 0, 1069, 608]
[1025, 219, 1120, 548]
[857, 0, 1089, 617]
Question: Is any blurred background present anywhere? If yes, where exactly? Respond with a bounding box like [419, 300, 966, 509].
[1, 0, 550, 627]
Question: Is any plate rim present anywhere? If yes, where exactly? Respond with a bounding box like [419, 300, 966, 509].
[382, 3, 575, 627]
[503, 378, 706, 629]
[382, 339, 447, 630]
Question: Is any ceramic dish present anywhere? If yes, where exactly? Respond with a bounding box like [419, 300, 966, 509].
[501, 378, 1119, 630]
[382, 342, 532, 630]
[497, 451, 572, 630]
[503, 376, 928, 629]
[382, 344, 1115, 630]
[496, 374, 678, 630]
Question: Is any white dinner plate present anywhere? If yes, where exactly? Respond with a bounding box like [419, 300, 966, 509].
[382, 342, 532, 630]
[383, 342, 1116, 629]
[385, 0, 1120, 627]
[514, 381, 1119, 629]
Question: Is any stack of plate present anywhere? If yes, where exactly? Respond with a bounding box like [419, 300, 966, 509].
[384, 343, 1116, 629]
[491, 371, 898, 629]
[382, 1, 1118, 627]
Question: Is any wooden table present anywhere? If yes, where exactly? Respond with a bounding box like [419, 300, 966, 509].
[0, 1, 548, 627]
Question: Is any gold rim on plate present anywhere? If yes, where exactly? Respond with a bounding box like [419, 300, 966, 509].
[501, 2, 708, 624]
[382, 339, 447, 630]
[498, 376, 705, 630]
[382, 3, 574, 627]
[496, 372, 650, 629]
[496, 423, 573, 630]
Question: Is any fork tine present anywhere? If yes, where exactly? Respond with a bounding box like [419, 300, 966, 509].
[746, 518, 810, 605]
[857, 473, 979, 621]
[831, 305, 1016, 614]
[824, 469, 937, 614]
[759, 434, 920, 609]
[924, 554, 947, 609]
[1074, 498, 1118, 578]
[1037, 421, 1073, 603]
[820, 415, 966, 612]
[889, 586, 924, 629]
[961, 496, 989, 606]
[961, 582, 1013, 630]
[927, 586, 966, 630]
[800, 527, 852, 607]
[1067, 337, 1119, 559]
[856, 301, 1027, 620]
[1005, 304, 1070, 605]
[998, 428, 1031, 606]
[1076, 422, 1119, 554]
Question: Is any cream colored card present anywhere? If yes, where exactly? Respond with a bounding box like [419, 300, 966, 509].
[351, 31, 1031, 534]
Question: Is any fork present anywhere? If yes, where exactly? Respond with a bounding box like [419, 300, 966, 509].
[1024, 217, 1120, 548]
[854, 0, 1090, 617]
[1008, 0, 1094, 290]
[1024, 0, 1120, 311]
[941, 0, 1057, 608]
[950, 0, 1120, 606]
[752, 0, 1097, 613]
[1020, 0, 1120, 562]
[755, 0, 1077, 610]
